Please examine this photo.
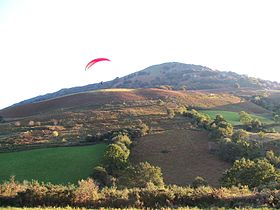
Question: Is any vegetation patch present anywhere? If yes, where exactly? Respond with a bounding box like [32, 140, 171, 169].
[0, 144, 106, 184]
[130, 128, 230, 186]
[201, 110, 273, 125]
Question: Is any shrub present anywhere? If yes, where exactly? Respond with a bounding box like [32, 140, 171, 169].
[184, 109, 211, 129]
[0, 116, 5, 123]
[266, 150, 280, 168]
[166, 108, 175, 119]
[239, 111, 253, 125]
[92, 166, 108, 186]
[104, 144, 129, 174]
[52, 131, 59, 137]
[273, 114, 280, 123]
[118, 162, 164, 188]
[175, 105, 188, 114]
[192, 176, 209, 188]
[221, 158, 280, 188]
[258, 131, 265, 139]
[157, 99, 165, 106]
[73, 178, 99, 206]
[138, 123, 149, 136]
[232, 129, 249, 141]
[112, 134, 132, 147]
[217, 138, 262, 162]
[16, 181, 75, 207]
[210, 121, 233, 139]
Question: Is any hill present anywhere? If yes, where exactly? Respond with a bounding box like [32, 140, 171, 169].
[0, 88, 243, 118]
[9, 62, 280, 107]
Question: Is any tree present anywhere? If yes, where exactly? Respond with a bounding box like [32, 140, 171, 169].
[232, 129, 249, 141]
[250, 118, 263, 131]
[167, 108, 175, 119]
[221, 158, 280, 188]
[157, 99, 165, 106]
[191, 176, 208, 188]
[185, 109, 211, 129]
[73, 178, 99, 205]
[112, 134, 132, 147]
[118, 162, 164, 188]
[273, 114, 280, 123]
[92, 166, 108, 186]
[104, 144, 129, 174]
[265, 150, 280, 168]
[213, 114, 226, 125]
[175, 105, 187, 114]
[138, 123, 149, 136]
[210, 121, 233, 139]
[239, 111, 252, 125]
[217, 138, 261, 162]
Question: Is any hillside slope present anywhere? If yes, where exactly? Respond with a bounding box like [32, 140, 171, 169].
[10, 62, 280, 107]
[131, 119, 230, 186]
[0, 88, 243, 118]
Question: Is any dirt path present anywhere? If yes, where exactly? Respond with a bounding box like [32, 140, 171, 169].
[130, 129, 231, 187]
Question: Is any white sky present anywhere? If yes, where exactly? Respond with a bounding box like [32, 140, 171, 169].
[0, 0, 280, 109]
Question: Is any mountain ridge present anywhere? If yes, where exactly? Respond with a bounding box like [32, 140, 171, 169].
[6, 62, 280, 108]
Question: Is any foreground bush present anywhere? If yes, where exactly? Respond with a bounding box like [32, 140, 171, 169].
[221, 158, 280, 188]
[3, 178, 280, 208]
[118, 162, 164, 188]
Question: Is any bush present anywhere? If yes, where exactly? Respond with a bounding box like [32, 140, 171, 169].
[118, 162, 164, 188]
[92, 166, 108, 186]
[239, 111, 253, 125]
[266, 150, 280, 168]
[217, 138, 262, 162]
[16, 181, 75, 207]
[221, 158, 280, 188]
[184, 109, 211, 129]
[192, 176, 209, 188]
[0, 116, 5, 123]
[210, 121, 233, 139]
[232, 129, 249, 141]
[112, 134, 132, 147]
[138, 123, 150, 136]
[104, 143, 129, 174]
[73, 178, 99, 206]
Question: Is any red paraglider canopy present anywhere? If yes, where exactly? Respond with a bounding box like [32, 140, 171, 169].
[85, 58, 111, 70]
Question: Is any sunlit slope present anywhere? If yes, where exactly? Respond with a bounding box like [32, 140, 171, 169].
[0, 88, 243, 118]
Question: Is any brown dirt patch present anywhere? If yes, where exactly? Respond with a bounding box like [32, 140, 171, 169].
[130, 129, 231, 187]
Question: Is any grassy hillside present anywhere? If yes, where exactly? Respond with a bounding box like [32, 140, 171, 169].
[131, 118, 230, 187]
[0, 144, 106, 184]
[201, 110, 274, 125]
[0, 88, 242, 118]
[8, 62, 280, 108]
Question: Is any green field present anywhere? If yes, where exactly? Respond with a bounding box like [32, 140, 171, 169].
[0, 144, 106, 184]
[200, 110, 274, 125]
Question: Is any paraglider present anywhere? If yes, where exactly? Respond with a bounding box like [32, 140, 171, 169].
[85, 58, 111, 70]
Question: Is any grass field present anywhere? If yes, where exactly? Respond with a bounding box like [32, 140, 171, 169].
[0, 144, 106, 184]
[200, 110, 274, 125]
